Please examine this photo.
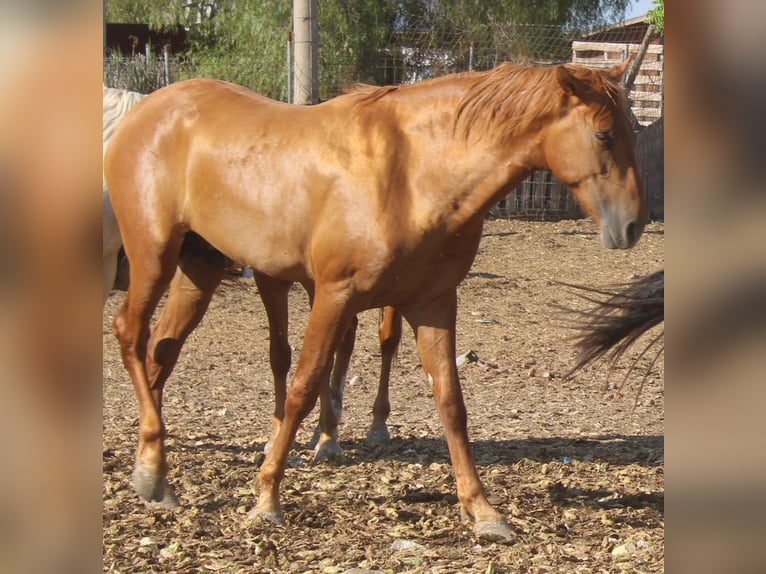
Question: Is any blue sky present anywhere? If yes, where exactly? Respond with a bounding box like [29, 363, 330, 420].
[626, 0, 655, 19]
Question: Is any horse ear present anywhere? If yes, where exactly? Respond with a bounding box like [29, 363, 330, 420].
[608, 55, 633, 82]
[556, 65, 581, 96]
[557, 64, 598, 99]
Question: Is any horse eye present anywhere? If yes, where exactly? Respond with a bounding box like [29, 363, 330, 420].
[596, 131, 613, 150]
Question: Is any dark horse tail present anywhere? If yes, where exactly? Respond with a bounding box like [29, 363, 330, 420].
[564, 269, 664, 379]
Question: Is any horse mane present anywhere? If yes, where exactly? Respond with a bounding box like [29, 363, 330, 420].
[454, 62, 626, 142]
[342, 63, 626, 142]
[344, 71, 470, 101]
[103, 86, 146, 144]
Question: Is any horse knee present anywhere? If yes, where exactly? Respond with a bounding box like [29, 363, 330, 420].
[285, 385, 319, 421]
[112, 312, 131, 346]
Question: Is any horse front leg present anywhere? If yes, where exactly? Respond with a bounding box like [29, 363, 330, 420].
[254, 273, 293, 454]
[365, 306, 401, 446]
[403, 292, 514, 543]
[250, 287, 354, 525]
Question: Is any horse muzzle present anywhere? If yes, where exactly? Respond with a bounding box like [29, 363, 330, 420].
[600, 216, 644, 250]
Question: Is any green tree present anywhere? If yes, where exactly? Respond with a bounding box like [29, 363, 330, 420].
[106, 0, 633, 98]
[647, 0, 664, 34]
[182, 0, 291, 98]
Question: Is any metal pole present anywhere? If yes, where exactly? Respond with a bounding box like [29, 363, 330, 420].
[292, 0, 319, 104]
[286, 31, 293, 103]
[163, 45, 170, 87]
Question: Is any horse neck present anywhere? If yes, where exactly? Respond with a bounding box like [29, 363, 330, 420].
[355, 76, 550, 232]
[399, 96, 542, 232]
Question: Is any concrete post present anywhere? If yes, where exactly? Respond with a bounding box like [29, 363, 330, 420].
[292, 0, 319, 104]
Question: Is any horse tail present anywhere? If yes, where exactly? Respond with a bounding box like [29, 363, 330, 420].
[563, 269, 664, 378]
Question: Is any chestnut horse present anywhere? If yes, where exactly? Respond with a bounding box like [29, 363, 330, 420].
[105, 60, 645, 542]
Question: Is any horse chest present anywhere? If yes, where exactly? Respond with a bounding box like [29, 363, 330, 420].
[361, 229, 482, 305]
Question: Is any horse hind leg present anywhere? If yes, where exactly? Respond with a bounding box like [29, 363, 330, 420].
[365, 306, 402, 446]
[146, 236, 228, 421]
[112, 224, 186, 505]
[253, 273, 293, 454]
[311, 315, 357, 463]
[137, 235, 227, 508]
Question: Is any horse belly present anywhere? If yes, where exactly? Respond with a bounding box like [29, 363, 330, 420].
[188, 205, 311, 283]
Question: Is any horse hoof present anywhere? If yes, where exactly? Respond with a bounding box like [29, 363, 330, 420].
[146, 489, 180, 510]
[132, 466, 168, 503]
[365, 427, 391, 446]
[475, 519, 515, 543]
[313, 440, 344, 464]
[247, 507, 285, 526]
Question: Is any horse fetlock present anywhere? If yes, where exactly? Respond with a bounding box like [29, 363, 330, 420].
[308, 425, 322, 450]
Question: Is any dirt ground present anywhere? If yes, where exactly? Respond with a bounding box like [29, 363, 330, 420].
[103, 218, 664, 573]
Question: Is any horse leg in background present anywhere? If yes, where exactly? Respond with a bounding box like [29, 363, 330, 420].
[102, 194, 122, 303]
[310, 314, 357, 462]
[112, 227, 186, 506]
[365, 306, 402, 446]
[251, 287, 354, 524]
[253, 273, 293, 454]
[255, 274, 344, 460]
[402, 292, 513, 543]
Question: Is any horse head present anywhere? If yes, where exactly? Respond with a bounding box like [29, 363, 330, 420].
[542, 62, 646, 249]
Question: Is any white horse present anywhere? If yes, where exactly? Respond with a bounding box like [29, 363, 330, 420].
[103, 86, 145, 302]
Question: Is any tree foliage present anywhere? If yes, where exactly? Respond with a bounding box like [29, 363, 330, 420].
[647, 0, 664, 34]
[105, 0, 632, 98]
